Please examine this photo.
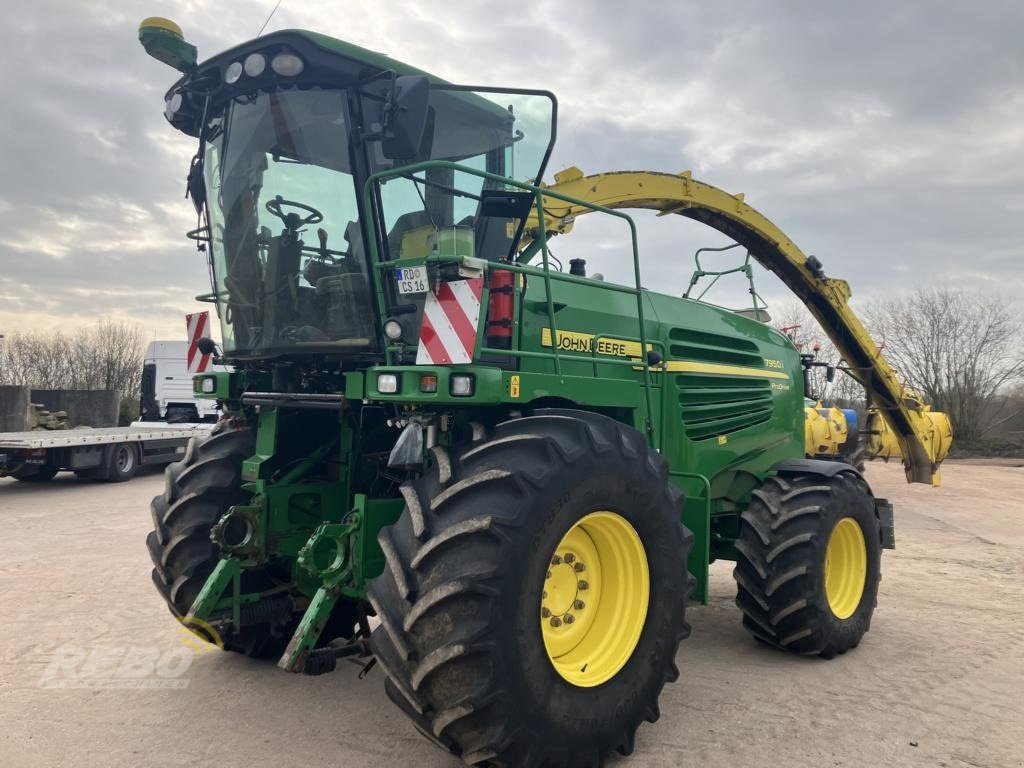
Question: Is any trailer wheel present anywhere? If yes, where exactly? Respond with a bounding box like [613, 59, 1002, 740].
[103, 444, 138, 482]
[733, 472, 881, 658]
[11, 464, 59, 482]
[369, 410, 693, 766]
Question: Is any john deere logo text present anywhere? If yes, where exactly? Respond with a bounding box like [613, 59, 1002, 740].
[540, 328, 646, 358]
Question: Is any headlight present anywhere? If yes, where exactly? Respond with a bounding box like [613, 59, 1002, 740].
[201, 377, 216, 394]
[383, 318, 404, 341]
[244, 53, 266, 77]
[225, 61, 243, 84]
[451, 374, 474, 396]
[271, 53, 304, 76]
[164, 92, 182, 120]
[377, 374, 399, 394]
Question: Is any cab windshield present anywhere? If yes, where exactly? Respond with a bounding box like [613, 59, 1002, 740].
[202, 83, 554, 359]
[204, 88, 373, 357]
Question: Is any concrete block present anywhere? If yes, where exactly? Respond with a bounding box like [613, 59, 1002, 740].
[0, 385, 31, 432]
[30, 389, 119, 428]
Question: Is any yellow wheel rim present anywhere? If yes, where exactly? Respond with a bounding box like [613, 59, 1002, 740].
[824, 517, 867, 620]
[540, 511, 649, 687]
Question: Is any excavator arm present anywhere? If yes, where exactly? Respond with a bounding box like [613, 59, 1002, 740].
[524, 168, 949, 485]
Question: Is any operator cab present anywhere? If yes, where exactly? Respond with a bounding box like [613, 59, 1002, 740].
[158, 29, 554, 362]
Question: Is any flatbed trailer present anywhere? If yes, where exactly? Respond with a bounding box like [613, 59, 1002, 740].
[0, 424, 211, 483]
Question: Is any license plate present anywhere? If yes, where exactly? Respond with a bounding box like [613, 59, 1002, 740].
[395, 266, 428, 294]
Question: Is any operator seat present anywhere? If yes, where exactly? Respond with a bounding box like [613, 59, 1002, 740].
[313, 220, 375, 342]
[386, 211, 434, 258]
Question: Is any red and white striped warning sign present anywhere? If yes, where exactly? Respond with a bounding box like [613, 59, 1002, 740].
[416, 278, 485, 365]
[186, 311, 212, 373]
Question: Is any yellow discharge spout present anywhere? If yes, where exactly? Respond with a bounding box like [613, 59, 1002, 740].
[867, 405, 953, 466]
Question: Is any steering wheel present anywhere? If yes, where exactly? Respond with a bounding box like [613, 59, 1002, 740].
[265, 195, 324, 229]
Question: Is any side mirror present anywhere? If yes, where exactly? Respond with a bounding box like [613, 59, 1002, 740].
[826, 365, 836, 383]
[196, 337, 218, 355]
[186, 154, 206, 214]
[381, 76, 431, 160]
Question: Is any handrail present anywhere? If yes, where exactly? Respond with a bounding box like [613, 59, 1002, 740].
[362, 160, 657, 438]
[186, 225, 211, 243]
[589, 333, 665, 378]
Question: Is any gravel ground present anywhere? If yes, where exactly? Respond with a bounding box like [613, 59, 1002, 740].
[0, 460, 1021, 768]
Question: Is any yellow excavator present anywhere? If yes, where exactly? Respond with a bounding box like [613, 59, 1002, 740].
[527, 168, 952, 484]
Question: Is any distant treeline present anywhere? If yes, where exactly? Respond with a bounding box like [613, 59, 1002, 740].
[0, 318, 146, 402]
[775, 287, 1024, 449]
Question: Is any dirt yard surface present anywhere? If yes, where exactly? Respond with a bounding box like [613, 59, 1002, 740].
[1, 461, 1021, 768]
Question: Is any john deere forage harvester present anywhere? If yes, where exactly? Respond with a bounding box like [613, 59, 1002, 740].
[140, 18, 949, 766]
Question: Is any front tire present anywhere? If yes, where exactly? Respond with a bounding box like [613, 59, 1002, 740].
[733, 471, 881, 658]
[146, 422, 294, 657]
[369, 411, 693, 767]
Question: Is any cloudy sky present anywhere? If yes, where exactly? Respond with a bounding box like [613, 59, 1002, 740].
[1, 0, 1021, 342]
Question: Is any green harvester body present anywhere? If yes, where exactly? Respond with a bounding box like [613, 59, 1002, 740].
[154, 27, 805, 673]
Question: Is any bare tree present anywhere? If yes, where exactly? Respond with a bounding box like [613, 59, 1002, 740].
[771, 300, 865, 405]
[0, 319, 146, 400]
[0, 330, 74, 388]
[73, 318, 148, 398]
[866, 288, 1024, 443]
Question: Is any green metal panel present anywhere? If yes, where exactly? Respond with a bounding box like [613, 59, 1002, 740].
[242, 408, 280, 483]
[352, 496, 405, 590]
[172, 38, 811, 646]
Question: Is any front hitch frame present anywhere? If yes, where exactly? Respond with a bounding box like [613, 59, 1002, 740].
[278, 514, 361, 673]
[210, 503, 267, 563]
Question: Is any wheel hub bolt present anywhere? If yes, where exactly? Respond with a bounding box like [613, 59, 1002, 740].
[550, 617, 562, 627]
[574, 562, 586, 573]
[542, 591, 548, 599]
[574, 599, 585, 610]
[564, 614, 575, 624]
[564, 553, 576, 564]
[546, 570, 552, 580]
[578, 580, 589, 590]
[551, 554, 562, 565]
[542, 607, 551, 618]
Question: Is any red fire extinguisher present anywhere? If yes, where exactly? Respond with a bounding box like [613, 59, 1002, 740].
[486, 267, 515, 350]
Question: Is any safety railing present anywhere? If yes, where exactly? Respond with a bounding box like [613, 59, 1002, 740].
[362, 161, 658, 435]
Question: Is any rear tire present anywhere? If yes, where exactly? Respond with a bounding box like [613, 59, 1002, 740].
[369, 410, 693, 767]
[733, 471, 881, 658]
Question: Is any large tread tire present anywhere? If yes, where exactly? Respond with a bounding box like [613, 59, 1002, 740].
[369, 410, 693, 767]
[146, 422, 293, 657]
[734, 471, 881, 658]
